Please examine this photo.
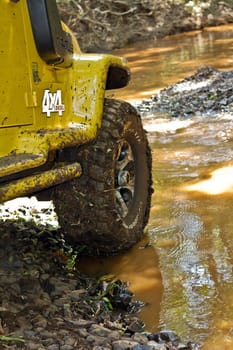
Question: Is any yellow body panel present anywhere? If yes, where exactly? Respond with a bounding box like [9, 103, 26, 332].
[0, 0, 130, 201]
[0, 1, 33, 127]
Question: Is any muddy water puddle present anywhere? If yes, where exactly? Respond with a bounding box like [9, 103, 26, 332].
[146, 115, 233, 349]
[82, 25, 233, 349]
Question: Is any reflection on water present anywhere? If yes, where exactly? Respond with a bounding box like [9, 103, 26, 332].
[146, 114, 233, 347]
[184, 166, 233, 195]
[79, 236, 163, 331]
[111, 24, 233, 102]
[85, 24, 233, 349]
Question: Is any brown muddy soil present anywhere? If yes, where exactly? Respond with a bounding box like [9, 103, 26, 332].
[0, 218, 199, 350]
[58, 0, 233, 52]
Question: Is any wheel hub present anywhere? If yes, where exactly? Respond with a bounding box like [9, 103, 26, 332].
[115, 140, 135, 218]
[118, 170, 130, 186]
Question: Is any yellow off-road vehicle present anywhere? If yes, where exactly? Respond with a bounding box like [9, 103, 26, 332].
[0, 0, 152, 254]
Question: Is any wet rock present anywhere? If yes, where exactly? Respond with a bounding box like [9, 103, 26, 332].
[148, 329, 181, 345]
[33, 299, 51, 313]
[27, 343, 45, 350]
[68, 288, 87, 301]
[86, 334, 111, 347]
[49, 277, 70, 297]
[132, 332, 148, 344]
[31, 315, 48, 329]
[60, 346, 74, 350]
[76, 327, 89, 338]
[112, 340, 141, 350]
[127, 317, 145, 333]
[65, 318, 94, 328]
[46, 345, 59, 350]
[90, 324, 121, 340]
[24, 330, 37, 338]
[53, 296, 70, 307]
[62, 335, 78, 347]
[41, 338, 55, 347]
[146, 342, 167, 349]
[15, 315, 32, 334]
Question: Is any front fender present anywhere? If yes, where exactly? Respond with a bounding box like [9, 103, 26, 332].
[72, 53, 130, 127]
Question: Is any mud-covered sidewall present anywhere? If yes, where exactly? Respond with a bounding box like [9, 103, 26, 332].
[52, 99, 152, 254]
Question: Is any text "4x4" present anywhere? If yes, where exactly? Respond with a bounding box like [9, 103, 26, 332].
[42, 89, 65, 117]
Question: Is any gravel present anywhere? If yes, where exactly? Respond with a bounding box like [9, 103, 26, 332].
[0, 199, 200, 349]
[136, 66, 233, 118]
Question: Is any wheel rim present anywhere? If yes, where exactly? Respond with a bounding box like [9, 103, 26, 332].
[115, 140, 135, 218]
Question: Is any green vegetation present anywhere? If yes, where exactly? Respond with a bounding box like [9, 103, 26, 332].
[0, 336, 25, 343]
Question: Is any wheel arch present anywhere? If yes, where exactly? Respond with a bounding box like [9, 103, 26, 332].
[106, 64, 131, 90]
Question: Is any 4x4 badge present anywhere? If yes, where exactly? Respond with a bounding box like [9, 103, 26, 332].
[42, 89, 65, 117]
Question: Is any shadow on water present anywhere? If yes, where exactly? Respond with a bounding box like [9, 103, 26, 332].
[86, 24, 233, 349]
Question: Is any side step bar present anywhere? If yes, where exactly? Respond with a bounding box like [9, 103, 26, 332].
[0, 153, 46, 178]
[0, 162, 82, 203]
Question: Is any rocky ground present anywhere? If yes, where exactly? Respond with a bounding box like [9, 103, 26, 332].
[136, 66, 233, 118]
[0, 210, 199, 350]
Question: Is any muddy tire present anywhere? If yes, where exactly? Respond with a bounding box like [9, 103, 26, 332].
[52, 99, 153, 255]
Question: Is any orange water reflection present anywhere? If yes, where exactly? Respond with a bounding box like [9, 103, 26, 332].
[147, 115, 233, 345]
[183, 165, 233, 195]
[79, 236, 163, 331]
[109, 24, 233, 102]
